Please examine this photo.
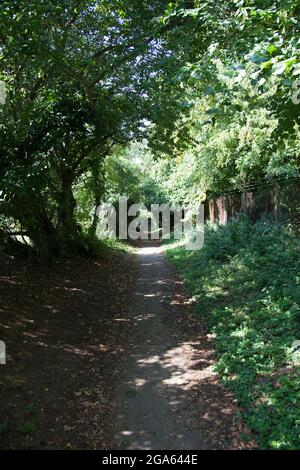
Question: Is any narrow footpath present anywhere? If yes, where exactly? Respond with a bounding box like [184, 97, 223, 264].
[112, 241, 253, 450]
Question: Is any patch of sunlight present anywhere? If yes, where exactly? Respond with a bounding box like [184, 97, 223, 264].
[230, 326, 249, 338]
[134, 378, 147, 386]
[137, 342, 216, 391]
[170, 295, 196, 306]
[161, 342, 216, 390]
[134, 313, 155, 321]
[137, 355, 160, 365]
[63, 345, 95, 356]
[164, 239, 186, 251]
[138, 245, 165, 255]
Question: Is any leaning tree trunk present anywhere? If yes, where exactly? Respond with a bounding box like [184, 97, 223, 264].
[25, 210, 58, 263]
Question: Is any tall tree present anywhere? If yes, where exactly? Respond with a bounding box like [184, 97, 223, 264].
[0, 0, 187, 257]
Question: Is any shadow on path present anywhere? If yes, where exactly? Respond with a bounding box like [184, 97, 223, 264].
[112, 241, 254, 450]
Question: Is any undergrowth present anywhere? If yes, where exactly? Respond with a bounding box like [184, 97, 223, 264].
[167, 216, 300, 449]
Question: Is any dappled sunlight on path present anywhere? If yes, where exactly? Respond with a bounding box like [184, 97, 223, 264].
[112, 241, 252, 450]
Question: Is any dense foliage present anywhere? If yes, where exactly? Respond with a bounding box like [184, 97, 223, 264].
[148, 0, 300, 198]
[1, 1, 300, 256]
[0, 0, 187, 258]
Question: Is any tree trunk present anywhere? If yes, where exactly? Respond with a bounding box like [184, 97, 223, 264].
[58, 169, 78, 236]
[88, 162, 105, 239]
[25, 210, 58, 262]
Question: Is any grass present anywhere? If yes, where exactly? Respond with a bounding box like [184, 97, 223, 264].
[166, 216, 300, 449]
[76, 233, 135, 257]
[104, 238, 135, 253]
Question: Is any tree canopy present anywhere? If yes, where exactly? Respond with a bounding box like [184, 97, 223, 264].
[0, 0, 299, 257]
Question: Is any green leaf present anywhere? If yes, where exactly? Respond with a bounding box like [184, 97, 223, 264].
[292, 63, 300, 76]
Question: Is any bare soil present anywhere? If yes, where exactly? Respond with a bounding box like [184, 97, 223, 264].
[0, 241, 255, 450]
[0, 249, 137, 449]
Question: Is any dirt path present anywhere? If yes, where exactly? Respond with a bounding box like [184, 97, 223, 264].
[0, 242, 254, 450]
[0, 251, 137, 450]
[112, 241, 254, 450]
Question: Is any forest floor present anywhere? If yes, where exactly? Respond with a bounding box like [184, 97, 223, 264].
[0, 241, 255, 449]
[0, 248, 137, 449]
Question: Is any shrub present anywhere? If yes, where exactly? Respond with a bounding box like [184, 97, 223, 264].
[167, 216, 300, 449]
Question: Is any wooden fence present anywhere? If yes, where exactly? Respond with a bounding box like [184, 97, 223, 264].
[204, 179, 300, 230]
